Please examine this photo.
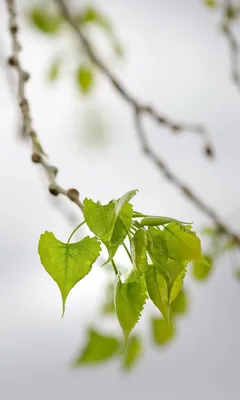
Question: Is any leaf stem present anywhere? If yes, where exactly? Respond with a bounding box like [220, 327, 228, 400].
[111, 259, 118, 275]
[123, 241, 133, 263]
[67, 220, 85, 244]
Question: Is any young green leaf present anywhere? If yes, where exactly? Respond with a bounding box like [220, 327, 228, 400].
[147, 227, 169, 270]
[131, 228, 148, 276]
[115, 189, 138, 217]
[192, 255, 213, 281]
[38, 232, 101, 316]
[28, 8, 62, 34]
[171, 289, 188, 315]
[76, 65, 94, 94]
[73, 328, 120, 365]
[203, 0, 217, 8]
[169, 268, 186, 304]
[151, 317, 175, 346]
[165, 259, 187, 304]
[145, 265, 170, 323]
[140, 216, 192, 227]
[122, 335, 142, 371]
[76, 7, 113, 33]
[115, 274, 147, 346]
[101, 282, 115, 315]
[83, 198, 116, 242]
[163, 223, 202, 261]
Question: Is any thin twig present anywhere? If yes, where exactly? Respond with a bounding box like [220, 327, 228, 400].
[5, 0, 83, 211]
[56, 0, 214, 158]
[55, 0, 240, 243]
[133, 107, 240, 244]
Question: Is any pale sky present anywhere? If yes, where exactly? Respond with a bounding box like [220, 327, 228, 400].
[0, 1, 240, 399]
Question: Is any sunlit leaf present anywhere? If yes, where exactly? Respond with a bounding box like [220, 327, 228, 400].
[38, 232, 101, 316]
[76, 65, 94, 94]
[145, 265, 169, 323]
[163, 223, 202, 261]
[151, 317, 175, 346]
[171, 289, 188, 315]
[192, 255, 213, 281]
[122, 335, 142, 371]
[83, 198, 116, 242]
[74, 328, 120, 365]
[147, 227, 169, 271]
[115, 274, 146, 346]
[28, 8, 62, 34]
[131, 228, 148, 276]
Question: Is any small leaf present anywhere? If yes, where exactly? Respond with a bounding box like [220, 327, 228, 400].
[147, 227, 169, 270]
[122, 335, 142, 371]
[131, 228, 148, 276]
[169, 267, 186, 304]
[165, 258, 187, 303]
[203, 0, 217, 8]
[48, 58, 61, 81]
[192, 255, 213, 281]
[74, 328, 120, 365]
[38, 232, 101, 316]
[171, 289, 188, 315]
[28, 8, 62, 34]
[151, 317, 175, 346]
[163, 223, 202, 261]
[115, 274, 147, 346]
[76, 65, 94, 94]
[76, 7, 113, 34]
[83, 198, 116, 242]
[115, 189, 138, 217]
[145, 265, 169, 323]
[140, 216, 192, 227]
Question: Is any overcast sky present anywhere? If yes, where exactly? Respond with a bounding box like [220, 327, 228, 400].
[1, 0, 240, 399]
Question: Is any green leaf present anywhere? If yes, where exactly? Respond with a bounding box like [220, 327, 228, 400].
[122, 335, 142, 371]
[234, 269, 240, 280]
[151, 317, 175, 346]
[140, 216, 192, 227]
[163, 223, 202, 261]
[76, 7, 113, 34]
[165, 258, 187, 303]
[76, 65, 94, 94]
[115, 274, 147, 346]
[145, 265, 170, 323]
[192, 255, 213, 281]
[38, 232, 101, 316]
[171, 289, 188, 315]
[131, 228, 148, 276]
[101, 282, 115, 315]
[48, 58, 61, 82]
[203, 0, 217, 8]
[28, 8, 62, 34]
[147, 227, 169, 271]
[73, 328, 120, 365]
[83, 198, 116, 242]
[115, 189, 138, 217]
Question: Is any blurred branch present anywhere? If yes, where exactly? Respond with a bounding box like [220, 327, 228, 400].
[221, 0, 240, 91]
[5, 0, 83, 212]
[56, 0, 240, 243]
[56, 0, 214, 158]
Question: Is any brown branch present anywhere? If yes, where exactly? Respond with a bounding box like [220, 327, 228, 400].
[56, 0, 214, 158]
[5, 0, 83, 211]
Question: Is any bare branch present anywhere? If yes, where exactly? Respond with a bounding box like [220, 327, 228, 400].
[5, 0, 83, 211]
[55, 0, 214, 158]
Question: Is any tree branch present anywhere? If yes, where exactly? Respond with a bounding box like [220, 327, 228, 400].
[5, 0, 83, 211]
[55, 0, 214, 158]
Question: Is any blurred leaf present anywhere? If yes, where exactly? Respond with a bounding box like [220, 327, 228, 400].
[115, 274, 147, 346]
[226, 6, 237, 20]
[234, 269, 240, 280]
[112, 40, 124, 58]
[163, 223, 202, 261]
[28, 8, 62, 34]
[101, 282, 115, 315]
[151, 317, 175, 346]
[38, 232, 101, 316]
[76, 7, 113, 34]
[122, 335, 142, 371]
[171, 289, 188, 315]
[203, 0, 217, 8]
[48, 58, 61, 81]
[76, 65, 94, 94]
[192, 255, 213, 281]
[74, 328, 120, 365]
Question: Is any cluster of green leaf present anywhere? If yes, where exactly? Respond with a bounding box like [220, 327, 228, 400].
[26, 2, 123, 93]
[38, 189, 206, 369]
